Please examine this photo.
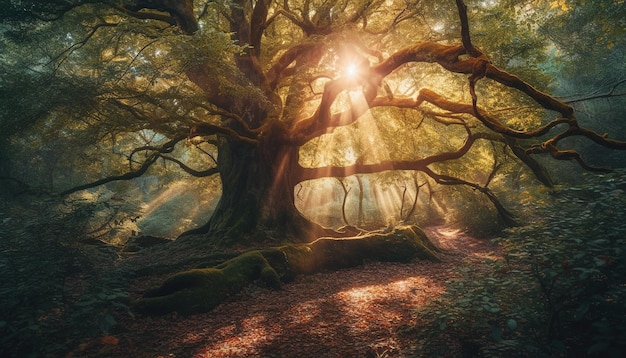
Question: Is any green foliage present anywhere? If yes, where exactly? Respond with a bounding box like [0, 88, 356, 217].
[0, 0, 81, 22]
[0, 65, 96, 137]
[413, 262, 542, 357]
[500, 169, 626, 356]
[0, 197, 132, 357]
[445, 185, 505, 236]
[413, 169, 626, 357]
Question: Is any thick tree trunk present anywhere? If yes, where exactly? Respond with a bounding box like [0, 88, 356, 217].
[205, 136, 263, 241]
[184, 126, 331, 244]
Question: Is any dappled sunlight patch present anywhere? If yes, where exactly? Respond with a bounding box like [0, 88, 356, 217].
[428, 226, 472, 244]
[436, 227, 463, 238]
[195, 315, 281, 357]
[337, 277, 442, 309]
[285, 300, 322, 325]
[335, 276, 446, 336]
[425, 226, 465, 250]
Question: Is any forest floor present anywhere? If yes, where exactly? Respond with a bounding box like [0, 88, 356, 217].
[70, 226, 503, 358]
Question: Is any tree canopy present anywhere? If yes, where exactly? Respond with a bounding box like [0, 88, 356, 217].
[2, 2, 626, 355]
[1, 0, 625, 242]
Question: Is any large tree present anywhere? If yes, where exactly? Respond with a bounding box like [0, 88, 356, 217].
[1, 0, 625, 243]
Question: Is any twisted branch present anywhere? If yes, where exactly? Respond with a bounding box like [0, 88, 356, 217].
[59, 133, 218, 196]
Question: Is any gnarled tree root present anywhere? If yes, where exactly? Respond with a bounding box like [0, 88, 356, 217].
[134, 225, 440, 315]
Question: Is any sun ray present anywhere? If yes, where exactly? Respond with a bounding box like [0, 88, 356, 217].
[296, 66, 418, 230]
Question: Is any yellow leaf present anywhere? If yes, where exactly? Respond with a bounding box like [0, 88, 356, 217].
[550, 0, 570, 11]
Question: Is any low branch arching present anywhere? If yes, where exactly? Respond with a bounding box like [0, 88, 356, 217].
[59, 133, 212, 196]
[59, 152, 160, 196]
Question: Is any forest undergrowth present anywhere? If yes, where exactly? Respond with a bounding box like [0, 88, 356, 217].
[1, 169, 625, 357]
[414, 168, 626, 357]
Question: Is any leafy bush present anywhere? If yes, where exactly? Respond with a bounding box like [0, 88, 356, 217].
[500, 169, 626, 357]
[412, 169, 626, 357]
[0, 196, 132, 357]
[412, 255, 543, 357]
[445, 187, 505, 236]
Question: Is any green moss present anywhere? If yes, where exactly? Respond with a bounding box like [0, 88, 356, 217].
[259, 248, 292, 280]
[135, 251, 282, 315]
[259, 265, 282, 289]
[276, 245, 316, 276]
[135, 226, 441, 315]
[134, 268, 229, 315]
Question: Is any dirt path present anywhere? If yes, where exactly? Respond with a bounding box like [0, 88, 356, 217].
[72, 227, 502, 358]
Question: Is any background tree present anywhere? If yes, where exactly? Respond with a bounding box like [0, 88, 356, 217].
[1, 0, 625, 244]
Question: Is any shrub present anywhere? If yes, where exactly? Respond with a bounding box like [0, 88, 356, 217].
[412, 169, 626, 357]
[0, 197, 132, 357]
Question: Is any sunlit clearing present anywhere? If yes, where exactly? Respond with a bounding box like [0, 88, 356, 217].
[301, 139, 340, 233]
[372, 184, 404, 226]
[137, 181, 217, 238]
[141, 181, 187, 217]
[296, 178, 344, 228]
